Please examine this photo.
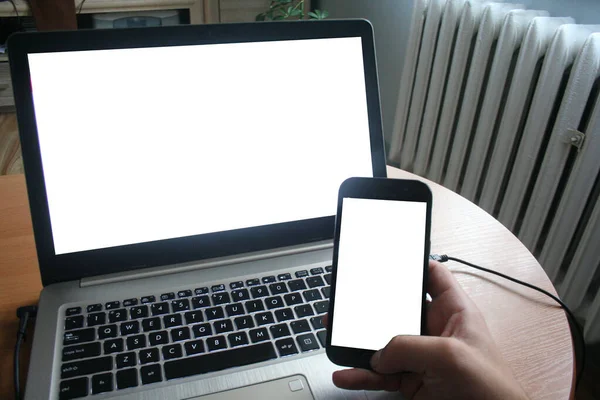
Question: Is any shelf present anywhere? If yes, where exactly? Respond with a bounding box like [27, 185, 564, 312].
[0, 0, 203, 16]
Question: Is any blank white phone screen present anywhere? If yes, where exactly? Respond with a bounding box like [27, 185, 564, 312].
[331, 197, 427, 351]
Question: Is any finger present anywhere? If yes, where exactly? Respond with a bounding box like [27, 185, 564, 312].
[399, 372, 424, 400]
[371, 335, 458, 375]
[323, 313, 328, 328]
[427, 260, 464, 299]
[332, 369, 401, 392]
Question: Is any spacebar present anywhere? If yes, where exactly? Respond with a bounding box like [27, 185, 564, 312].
[164, 342, 278, 380]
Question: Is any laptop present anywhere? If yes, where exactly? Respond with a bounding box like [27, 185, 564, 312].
[8, 20, 387, 400]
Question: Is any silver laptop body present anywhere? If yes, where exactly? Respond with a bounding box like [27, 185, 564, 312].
[8, 20, 390, 400]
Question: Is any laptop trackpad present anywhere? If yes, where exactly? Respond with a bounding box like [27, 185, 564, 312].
[189, 375, 315, 400]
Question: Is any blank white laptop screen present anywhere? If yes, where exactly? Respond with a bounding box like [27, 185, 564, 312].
[27, 37, 373, 255]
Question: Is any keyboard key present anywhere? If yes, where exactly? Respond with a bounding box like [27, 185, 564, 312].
[149, 330, 169, 346]
[255, 311, 275, 326]
[269, 323, 291, 339]
[234, 315, 255, 330]
[178, 289, 193, 298]
[314, 300, 329, 314]
[269, 282, 288, 294]
[142, 317, 161, 332]
[262, 275, 276, 284]
[325, 265, 333, 273]
[228, 331, 249, 347]
[65, 316, 84, 331]
[291, 319, 311, 334]
[130, 305, 149, 319]
[116, 368, 138, 390]
[126, 334, 146, 350]
[231, 289, 250, 302]
[274, 308, 294, 322]
[139, 348, 159, 364]
[288, 279, 307, 291]
[265, 296, 285, 310]
[246, 278, 260, 286]
[245, 299, 264, 313]
[108, 309, 127, 323]
[206, 335, 227, 351]
[194, 287, 209, 295]
[63, 328, 95, 345]
[105, 301, 120, 310]
[283, 292, 303, 306]
[171, 326, 191, 342]
[164, 342, 277, 380]
[306, 276, 325, 288]
[160, 293, 175, 301]
[310, 267, 324, 275]
[324, 274, 332, 285]
[87, 304, 102, 313]
[185, 339, 205, 355]
[120, 321, 140, 335]
[61, 356, 112, 379]
[275, 337, 299, 357]
[250, 286, 269, 298]
[303, 289, 322, 302]
[321, 286, 331, 299]
[317, 330, 327, 347]
[104, 338, 123, 354]
[212, 292, 231, 305]
[211, 284, 226, 292]
[184, 311, 203, 325]
[141, 364, 162, 385]
[278, 273, 292, 281]
[295, 270, 308, 278]
[141, 295, 156, 304]
[163, 314, 183, 328]
[65, 307, 82, 316]
[214, 319, 234, 334]
[192, 295, 211, 309]
[122, 298, 138, 307]
[171, 299, 190, 312]
[162, 344, 183, 360]
[62, 342, 101, 362]
[249, 327, 269, 343]
[98, 324, 117, 339]
[310, 316, 325, 330]
[59, 377, 88, 399]
[116, 352, 136, 369]
[225, 303, 244, 317]
[151, 302, 170, 316]
[206, 306, 225, 321]
[91, 372, 113, 395]
[297, 333, 320, 352]
[192, 323, 212, 338]
[294, 304, 314, 318]
[230, 281, 244, 290]
[87, 312, 106, 327]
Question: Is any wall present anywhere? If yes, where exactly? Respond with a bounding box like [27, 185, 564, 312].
[318, 0, 600, 151]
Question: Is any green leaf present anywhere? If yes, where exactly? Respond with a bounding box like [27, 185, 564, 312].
[255, 13, 266, 21]
[307, 11, 318, 19]
[313, 9, 329, 19]
[273, 15, 286, 20]
[290, 9, 303, 17]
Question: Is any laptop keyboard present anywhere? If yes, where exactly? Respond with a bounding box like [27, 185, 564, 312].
[59, 266, 333, 399]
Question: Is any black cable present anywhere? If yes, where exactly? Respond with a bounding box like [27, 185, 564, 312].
[77, 0, 87, 14]
[14, 305, 37, 400]
[431, 254, 585, 390]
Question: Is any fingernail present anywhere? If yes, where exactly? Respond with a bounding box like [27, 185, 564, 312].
[370, 350, 381, 369]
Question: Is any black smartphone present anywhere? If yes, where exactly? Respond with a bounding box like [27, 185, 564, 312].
[326, 177, 432, 369]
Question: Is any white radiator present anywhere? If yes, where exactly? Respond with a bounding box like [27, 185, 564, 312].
[389, 0, 600, 342]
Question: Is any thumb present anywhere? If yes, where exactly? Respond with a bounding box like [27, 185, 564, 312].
[371, 335, 460, 375]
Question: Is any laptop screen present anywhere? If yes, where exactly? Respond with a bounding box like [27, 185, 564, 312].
[27, 37, 374, 255]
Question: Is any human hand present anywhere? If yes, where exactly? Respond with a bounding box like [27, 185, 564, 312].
[328, 260, 529, 400]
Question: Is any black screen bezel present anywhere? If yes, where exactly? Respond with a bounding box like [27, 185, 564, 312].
[326, 177, 432, 369]
[7, 20, 387, 286]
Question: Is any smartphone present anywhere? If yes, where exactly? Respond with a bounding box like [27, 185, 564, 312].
[326, 177, 432, 369]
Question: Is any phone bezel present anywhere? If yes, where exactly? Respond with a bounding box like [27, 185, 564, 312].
[326, 177, 432, 369]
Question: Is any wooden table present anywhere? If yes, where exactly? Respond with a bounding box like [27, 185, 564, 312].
[0, 167, 574, 399]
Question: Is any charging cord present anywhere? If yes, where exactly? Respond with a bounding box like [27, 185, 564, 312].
[431, 254, 585, 389]
[14, 305, 37, 400]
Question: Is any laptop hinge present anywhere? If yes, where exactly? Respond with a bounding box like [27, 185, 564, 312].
[80, 240, 333, 288]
